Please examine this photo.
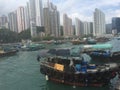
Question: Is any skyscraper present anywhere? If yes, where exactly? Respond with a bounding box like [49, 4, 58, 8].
[63, 14, 68, 37]
[24, 2, 30, 30]
[63, 14, 73, 37]
[35, 0, 44, 26]
[112, 17, 120, 33]
[29, 0, 36, 37]
[8, 11, 18, 32]
[90, 22, 93, 34]
[43, 2, 60, 37]
[75, 18, 80, 36]
[106, 24, 112, 34]
[43, 7, 51, 35]
[29, 0, 44, 26]
[75, 18, 83, 37]
[29, 0, 44, 37]
[29, 0, 36, 24]
[16, 7, 25, 33]
[68, 18, 73, 36]
[0, 15, 8, 29]
[93, 8, 106, 37]
[83, 22, 91, 35]
[49, 3, 59, 37]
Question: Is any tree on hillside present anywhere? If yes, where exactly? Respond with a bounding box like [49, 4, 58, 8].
[18, 28, 31, 40]
[0, 29, 19, 43]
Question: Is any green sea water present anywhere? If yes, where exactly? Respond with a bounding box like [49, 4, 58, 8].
[0, 41, 119, 90]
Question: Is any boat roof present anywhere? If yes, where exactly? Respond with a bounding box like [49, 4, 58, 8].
[47, 48, 70, 56]
[83, 44, 112, 50]
[47, 46, 82, 57]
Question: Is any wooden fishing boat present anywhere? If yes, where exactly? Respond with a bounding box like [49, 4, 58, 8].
[0, 47, 18, 57]
[40, 57, 120, 87]
[82, 44, 120, 61]
[38, 48, 120, 87]
[71, 39, 86, 45]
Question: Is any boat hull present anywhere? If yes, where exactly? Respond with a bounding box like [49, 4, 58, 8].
[49, 77, 103, 87]
[89, 52, 120, 61]
[40, 61, 119, 87]
[0, 50, 18, 57]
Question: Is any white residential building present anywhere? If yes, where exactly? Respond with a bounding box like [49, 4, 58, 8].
[93, 8, 106, 37]
[8, 11, 18, 32]
[16, 7, 25, 33]
[43, 2, 60, 37]
[63, 14, 73, 37]
[75, 18, 84, 37]
[83, 22, 91, 35]
[24, 2, 30, 29]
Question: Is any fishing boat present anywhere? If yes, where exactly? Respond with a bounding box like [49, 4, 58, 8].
[71, 38, 96, 45]
[0, 46, 18, 57]
[86, 38, 96, 44]
[38, 48, 120, 87]
[96, 37, 110, 43]
[21, 43, 45, 51]
[82, 44, 120, 61]
[54, 40, 64, 45]
[71, 39, 85, 45]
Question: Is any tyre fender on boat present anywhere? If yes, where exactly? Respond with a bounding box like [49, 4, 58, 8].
[46, 75, 49, 81]
[37, 55, 41, 62]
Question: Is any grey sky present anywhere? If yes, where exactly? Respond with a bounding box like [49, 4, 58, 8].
[0, 0, 28, 15]
[0, 0, 120, 23]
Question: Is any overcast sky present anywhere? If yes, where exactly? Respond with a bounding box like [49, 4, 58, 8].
[0, 0, 120, 24]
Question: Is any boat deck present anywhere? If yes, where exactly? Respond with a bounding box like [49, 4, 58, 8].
[115, 79, 120, 90]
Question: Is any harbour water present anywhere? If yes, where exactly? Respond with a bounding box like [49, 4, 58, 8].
[0, 41, 120, 90]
